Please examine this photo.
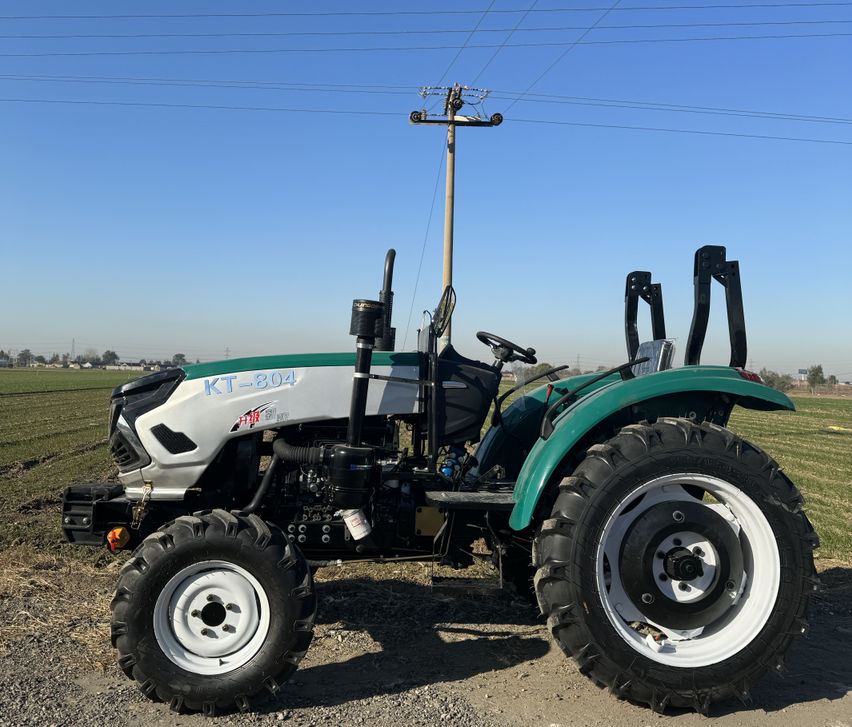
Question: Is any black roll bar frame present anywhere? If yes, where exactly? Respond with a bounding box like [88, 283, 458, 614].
[684, 245, 747, 369]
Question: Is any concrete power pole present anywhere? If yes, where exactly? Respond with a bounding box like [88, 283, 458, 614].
[410, 85, 502, 347]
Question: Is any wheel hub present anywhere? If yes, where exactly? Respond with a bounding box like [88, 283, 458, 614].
[619, 500, 744, 630]
[153, 561, 272, 676]
[663, 547, 704, 581]
[200, 601, 227, 627]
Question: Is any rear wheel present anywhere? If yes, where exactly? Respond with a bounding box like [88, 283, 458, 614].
[110, 510, 316, 716]
[534, 418, 819, 712]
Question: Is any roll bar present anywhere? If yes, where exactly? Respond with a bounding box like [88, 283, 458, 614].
[684, 245, 747, 368]
[624, 270, 666, 361]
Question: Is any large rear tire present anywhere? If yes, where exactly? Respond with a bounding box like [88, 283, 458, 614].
[110, 509, 316, 716]
[534, 418, 819, 713]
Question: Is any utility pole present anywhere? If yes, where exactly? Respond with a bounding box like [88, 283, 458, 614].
[410, 84, 502, 347]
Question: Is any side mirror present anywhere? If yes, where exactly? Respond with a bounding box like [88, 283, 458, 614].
[432, 286, 456, 337]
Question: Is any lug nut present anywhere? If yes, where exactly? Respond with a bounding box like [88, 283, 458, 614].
[200, 628, 209, 636]
[225, 603, 233, 611]
[658, 573, 668, 582]
[656, 551, 665, 560]
[191, 610, 200, 618]
[726, 580, 737, 592]
[641, 593, 655, 604]
[672, 511, 685, 523]
[222, 624, 230, 632]
[693, 547, 703, 556]
[206, 594, 214, 602]
[673, 538, 682, 546]
[679, 583, 690, 592]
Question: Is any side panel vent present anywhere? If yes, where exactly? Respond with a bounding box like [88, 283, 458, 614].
[150, 424, 198, 455]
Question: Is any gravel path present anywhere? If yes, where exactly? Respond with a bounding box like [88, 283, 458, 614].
[1, 558, 851, 727]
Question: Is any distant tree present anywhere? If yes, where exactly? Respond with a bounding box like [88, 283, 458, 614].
[758, 368, 793, 392]
[595, 365, 610, 372]
[195, 359, 200, 364]
[17, 349, 33, 366]
[172, 353, 187, 367]
[82, 347, 100, 364]
[61, 353, 70, 368]
[139, 358, 147, 366]
[0, 349, 8, 365]
[34, 355, 47, 364]
[828, 374, 838, 386]
[49, 353, 60, 364]
[559, 367, 582, 379]
[102, 350, 120, 366]
[807, 365, 825, 393]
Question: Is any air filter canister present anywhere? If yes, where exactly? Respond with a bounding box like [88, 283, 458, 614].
[350, 299, 384, 338]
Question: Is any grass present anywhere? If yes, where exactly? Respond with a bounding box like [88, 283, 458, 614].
[0, 369, 143, 552]
[729, 396, 852, 559]
[0, 368, 850, 561]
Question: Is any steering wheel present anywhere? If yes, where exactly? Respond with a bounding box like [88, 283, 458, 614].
[476, 331, 537, 365]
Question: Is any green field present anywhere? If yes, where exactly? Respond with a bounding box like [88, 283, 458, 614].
[0, 368, 850, 560]
[0, 369, 143, 552]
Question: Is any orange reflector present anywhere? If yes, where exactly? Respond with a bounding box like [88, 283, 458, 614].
[107, 526, 130, 551]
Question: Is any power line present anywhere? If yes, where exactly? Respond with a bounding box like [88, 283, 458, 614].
[511, 116, 852, 144]
[505, 0, 625, 115]
[0, 73, 415, 93]
[403, 140, 447, 351]
[472, 0, 540, 86]
[4, 73, 848, 126]
[491, 91, 852, 125]
[435, 0, 497, 87]
[3, 97, 849, 145]
[0, 96, 400, 116]
[6, 20, 852, 40]
[0, 74, 416, 97]
[3, 33, 851, 58]
[2, 4, 851, 20]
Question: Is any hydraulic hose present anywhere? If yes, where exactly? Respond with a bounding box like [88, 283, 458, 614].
[272, 437, 324, 465]
[239, 453, 280, 515]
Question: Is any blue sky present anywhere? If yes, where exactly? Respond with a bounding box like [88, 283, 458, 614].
[1, 1, 850, 378]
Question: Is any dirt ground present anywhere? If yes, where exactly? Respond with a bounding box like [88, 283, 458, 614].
[1, 553, 850, 727]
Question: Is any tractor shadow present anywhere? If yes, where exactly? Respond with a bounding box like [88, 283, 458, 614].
[259, 574, 549, 712]
[258, 564, 852, 716]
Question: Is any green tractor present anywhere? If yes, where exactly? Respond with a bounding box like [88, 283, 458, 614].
[63, 245, 817, 716]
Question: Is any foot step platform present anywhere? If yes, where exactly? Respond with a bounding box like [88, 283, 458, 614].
[423, 489, 514, 511]
[431, 575, 503, 596]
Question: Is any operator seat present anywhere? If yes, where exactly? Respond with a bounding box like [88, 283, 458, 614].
[631, 339, 676, 377]
[434, 344, 500, 447]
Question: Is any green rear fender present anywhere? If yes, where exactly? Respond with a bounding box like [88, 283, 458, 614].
[508, 366, 795, 530]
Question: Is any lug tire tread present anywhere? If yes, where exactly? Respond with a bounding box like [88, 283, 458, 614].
[534, 418, 817, 713]
[110, 508, 316, 715]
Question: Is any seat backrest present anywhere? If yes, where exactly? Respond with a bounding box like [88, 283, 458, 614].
[631, 339, 675, 377]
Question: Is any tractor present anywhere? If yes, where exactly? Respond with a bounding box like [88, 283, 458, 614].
[62, 245, 818, 716]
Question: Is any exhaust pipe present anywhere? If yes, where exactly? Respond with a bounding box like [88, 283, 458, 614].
[376, 248, 396, 352]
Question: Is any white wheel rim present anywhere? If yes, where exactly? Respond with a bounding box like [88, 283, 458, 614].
[596, 473, 780, 668]
[153, 560, 271, 676]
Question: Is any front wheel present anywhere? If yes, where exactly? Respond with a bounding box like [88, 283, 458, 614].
[534, 418, 819, 712]
[110, 510, 316, 716]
